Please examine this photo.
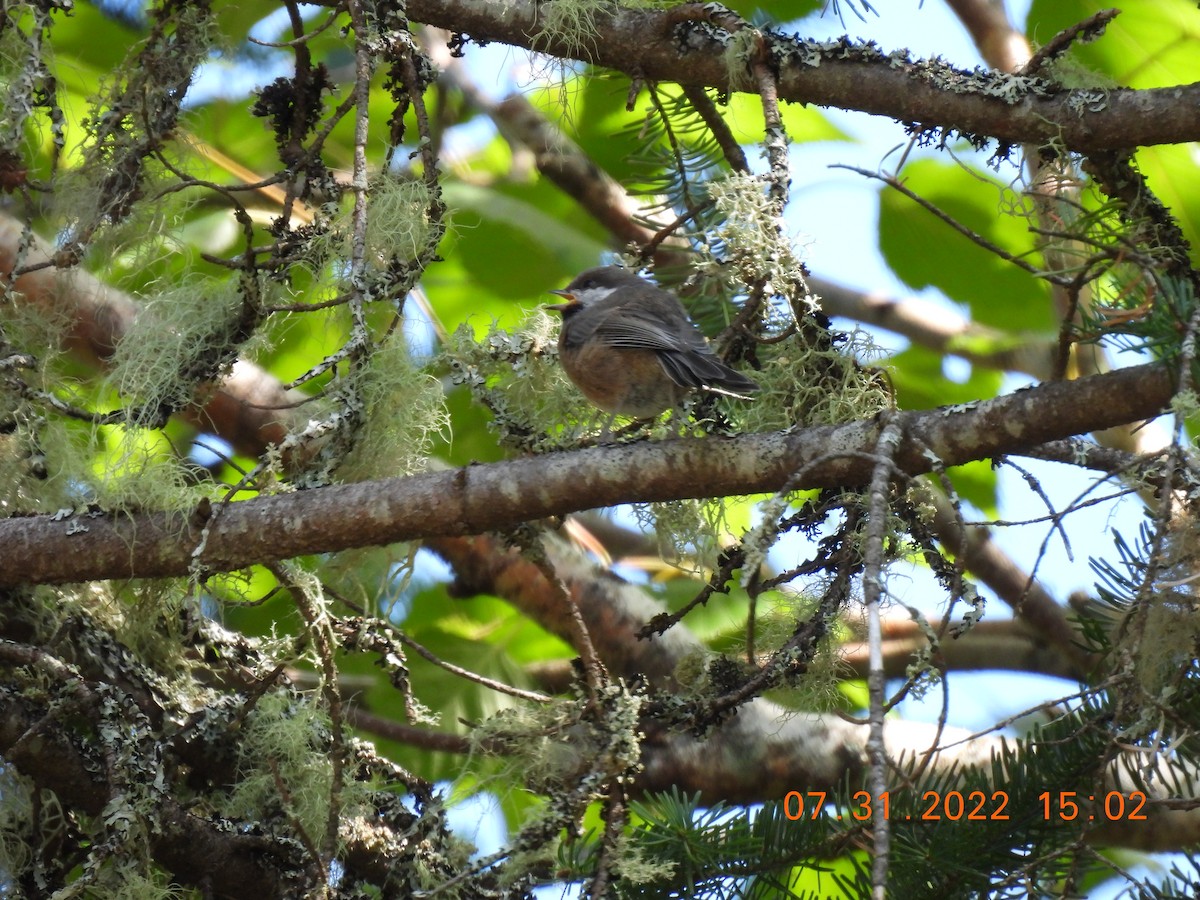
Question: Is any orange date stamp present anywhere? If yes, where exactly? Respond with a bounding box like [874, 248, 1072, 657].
[782, 790, 1149, 822]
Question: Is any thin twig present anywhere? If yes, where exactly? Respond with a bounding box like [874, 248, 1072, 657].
[407, 632, 554, 702]
[587, 781, 628, 899]
[1025, 9, 1121, 76]
[834, 164, 1071, 285]
[247, 7, 342, 48]
[681, 84, 749, 173]
[533, 550, 608, 703]
[269, 562, 346, 858]
[861, 414, 904, 900]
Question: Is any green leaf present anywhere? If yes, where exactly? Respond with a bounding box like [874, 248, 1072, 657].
[887, 344, 1002, 410]
[1137, 144, 1200, 268]
[1024, 3, 1200, 269]
[1026, 0, 1200, 89]
[569, 72, 668, 185]
[724, 0, 824, 26]
[723, 92, 851, 145]
[444, 181, 606, 293]
[878, 158, 1055, 332]
[937, 457, 998, 516]
[46, 2, 142, 75]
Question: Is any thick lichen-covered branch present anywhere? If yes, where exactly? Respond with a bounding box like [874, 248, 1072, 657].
[402, 0, 1200, 152]
[0, 359, 1176, 587]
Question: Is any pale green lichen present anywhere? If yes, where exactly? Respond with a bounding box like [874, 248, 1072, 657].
[313, 175, 439, 272]
[0, 8, 41, 147]
[1170, 388, 1200, 421]
[224, 690, 337, 845]
[0, 767, 36, 883]
[445, 313, 590, 451]
[637, 497, 728, 574]
[740, 493, 790, 586]
[899, 607, 942, 699]
[1131, 594, 1200, 697]
[1041, 53, 1119, 92]
[618, 0, 685, 8]
[321, 543, 421, 622]
[702, 173, 811, 307]
[336, 335, 447, 482]
[107, 276, 247, 423]
[737, 330, 889, 435]
[365, 176, 439, 265]
[59, 581, 167, 656]
[470, 683, 642, 794]
[14, 415, 204, 516]
[75, 165, 197, 284]
[721, 27, 759, 93]
[1, 270, 76, 377]
[756, 605, 846, 709]
[531, 0, 607, 59]
[92, 424, 216, 513]
[1116, 526, 1200, 701]
[1066, 88, 1110, 116]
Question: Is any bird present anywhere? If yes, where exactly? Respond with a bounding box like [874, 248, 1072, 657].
[547, 266, 759, 419]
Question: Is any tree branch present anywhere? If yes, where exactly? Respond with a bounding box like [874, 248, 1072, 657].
[838, 616, 1084, 681]
[0, 361, 1174, 587]
[404, 0, 1200, 152]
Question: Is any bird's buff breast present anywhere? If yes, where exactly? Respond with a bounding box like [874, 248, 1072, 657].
[558, 341, 684, 417]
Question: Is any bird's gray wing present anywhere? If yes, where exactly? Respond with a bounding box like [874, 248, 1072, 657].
[594, 302, 759, 395]
[587, 299, 710, 354]
[572, 293, 759, 395]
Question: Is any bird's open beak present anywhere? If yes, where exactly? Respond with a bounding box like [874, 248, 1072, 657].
[546, 288, 578, 312]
